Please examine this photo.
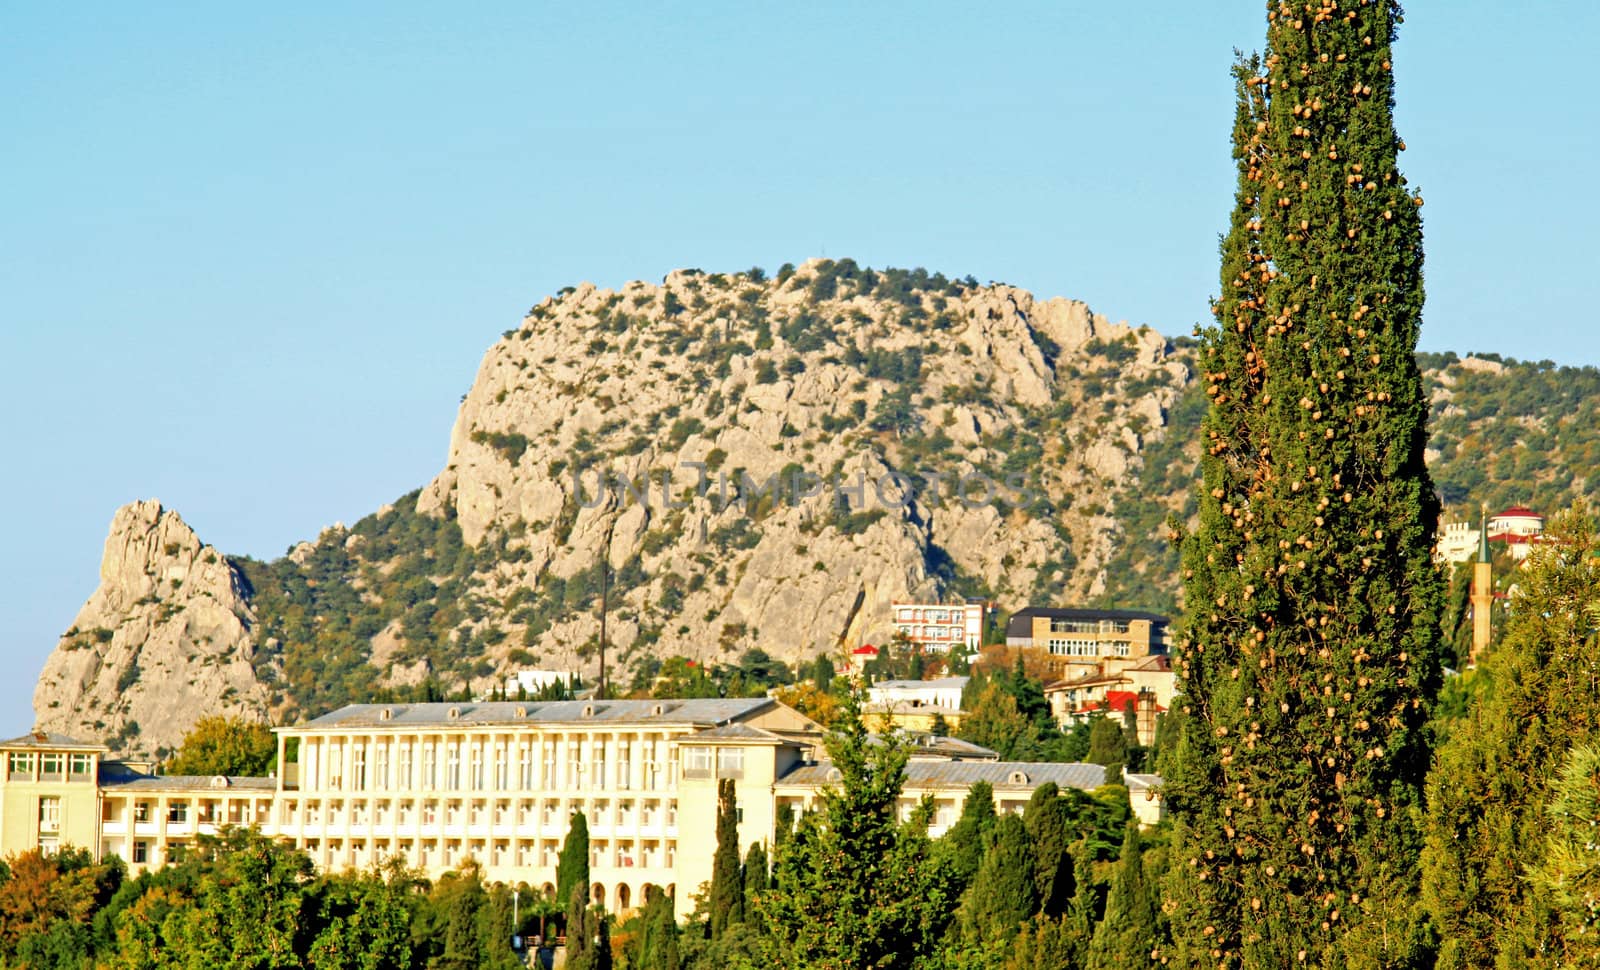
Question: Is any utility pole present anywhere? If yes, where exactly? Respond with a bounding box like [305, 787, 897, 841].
[598, 519, 614, 699]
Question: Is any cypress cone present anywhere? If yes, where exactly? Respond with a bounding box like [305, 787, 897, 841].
[1163, 2, 1442, 966]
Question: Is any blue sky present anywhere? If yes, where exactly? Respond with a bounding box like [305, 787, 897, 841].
[2, 2, 1596, 729]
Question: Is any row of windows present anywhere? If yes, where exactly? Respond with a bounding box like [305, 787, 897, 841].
[895, 625, 966, 641]
[303, 738, 676, 793]
[281, 796, 679, 831]
[680, 747, 744, 779]
[1047, 618, 1133, 635]
[1046, 638, 1133, 657]
[6, 752, 94, 779]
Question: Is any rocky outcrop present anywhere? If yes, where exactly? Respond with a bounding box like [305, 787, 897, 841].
[32, 501, 273, 758]
[410, 260, 1190, 679]
[37, 261, 1199, 732]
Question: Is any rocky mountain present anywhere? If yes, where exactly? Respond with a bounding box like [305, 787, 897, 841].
[33, 501, 274, 757]
[32, 259, 1600, 756]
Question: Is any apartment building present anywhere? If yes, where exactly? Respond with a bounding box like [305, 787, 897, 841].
[889, 600, 989, 653]
[1006, 607, 1169, 675]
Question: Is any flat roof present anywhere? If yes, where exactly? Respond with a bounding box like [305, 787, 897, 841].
[0, 731, 107, 752]
[869, 677, 969, 691]
[1006, 607, 1169, 637]
[284, 698, 776, 732]
[777, 759, 1108, 792]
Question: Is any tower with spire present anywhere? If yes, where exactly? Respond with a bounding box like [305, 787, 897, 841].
[1471, 504, 1493, 664]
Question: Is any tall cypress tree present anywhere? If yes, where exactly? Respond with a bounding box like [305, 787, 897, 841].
[1088, 823, 1159, 969]
[742, 842, 770, 904]
[1022, 783, 1074, 918]
[962, 813, 1039, 944]
[1164, 2, 1440, 966]
[708, 778, 743, 937]
[557, 811, 591, 933]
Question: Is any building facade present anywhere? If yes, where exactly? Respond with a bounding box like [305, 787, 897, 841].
[2, 699, 1161, 922]
[1006, 608, 1169, 675]
[890, 601, 988, 653]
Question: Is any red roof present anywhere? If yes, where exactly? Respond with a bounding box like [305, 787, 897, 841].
[852, 645, 879, 656]
[1497, 506, 1541, 519]
[1075, 690, 1165, 716]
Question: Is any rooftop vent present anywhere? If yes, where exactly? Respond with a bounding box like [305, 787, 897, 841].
[651, 703, 667, 716]
[582, 704, 596, 718]
[515, 706, 527, 718]
[448, 707, 461, 720]
[209, 775, 231, 789]
[1008, 770, 1030, 785]
[379, 708, 393, 721]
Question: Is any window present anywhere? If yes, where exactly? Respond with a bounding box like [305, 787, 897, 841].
[134, 802, 150, 823]
[40, 753, 64, 779]
[167, 802, 189, 824]
[470, 747, 483, 790]
[495, 745, 508, 790]
[7, 753, 34, 778]
[354, 747, 367, 790]
[38, 796, 60, 832]
[69, 753, 92, 778]
[1047, 638, 1099, 657]
[447, 746, 461, 789]
[375, 746, 388, 789]
[716, 748, 744, 780]
[593, 741, 607, 789]
[423, 746, 436, 788]
[132, 841, 148, 864]
[328, 744, 343, 789]
[683, 747, 712, 779]
[398, 745, 412, 789]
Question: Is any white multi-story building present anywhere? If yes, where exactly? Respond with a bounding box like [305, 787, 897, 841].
[889, 601, 988, 653]
[3, 698, 1159, 922]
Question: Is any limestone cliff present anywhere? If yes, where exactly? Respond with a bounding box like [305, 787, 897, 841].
[32, 500, 273, 758]
[35, 260, 1201, 735]
[405, 260, 1190, 682]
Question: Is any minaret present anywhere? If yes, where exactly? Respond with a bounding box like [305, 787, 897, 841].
[1471, 505, 1493, 664]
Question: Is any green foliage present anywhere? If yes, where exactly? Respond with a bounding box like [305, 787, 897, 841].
[937, 782, 997, 889]
[1421, 507, 1600, 967]
[1164, 6, 1444, 965]
[1530, 742, 1600, 967]
[1087, 823, 1158, 970]
[708, 778, 744, 937]
[1022, 784, 1075, 918]
[165, 715, 277, 777]
[557, 812, 591, 925]
[754, 687, 959, 969]
[470, 429, 531, 465]
[1085, 717, 1127, 780]
[961, 813, 1038, 944]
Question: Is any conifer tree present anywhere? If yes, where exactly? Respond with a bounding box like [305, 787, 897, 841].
[962, 813, 1038, 944]
[1531, 741, 1600, 967]
[1421, 507, 1600, 967]
[557, 812, 590, 937]
[1022, 783, 1074, 917]
[1088, 823, 1158, 969]
[1163, 2, 1440, 965]
[939, 782, 998, 889]
[634, 885, 681, 970]
[708, 778, 743, 936]
[565, 881, 596, 970]
[1086, 716, 1128, 780]
[755, 685, 958, 969]
[742, 842, 769, 904]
